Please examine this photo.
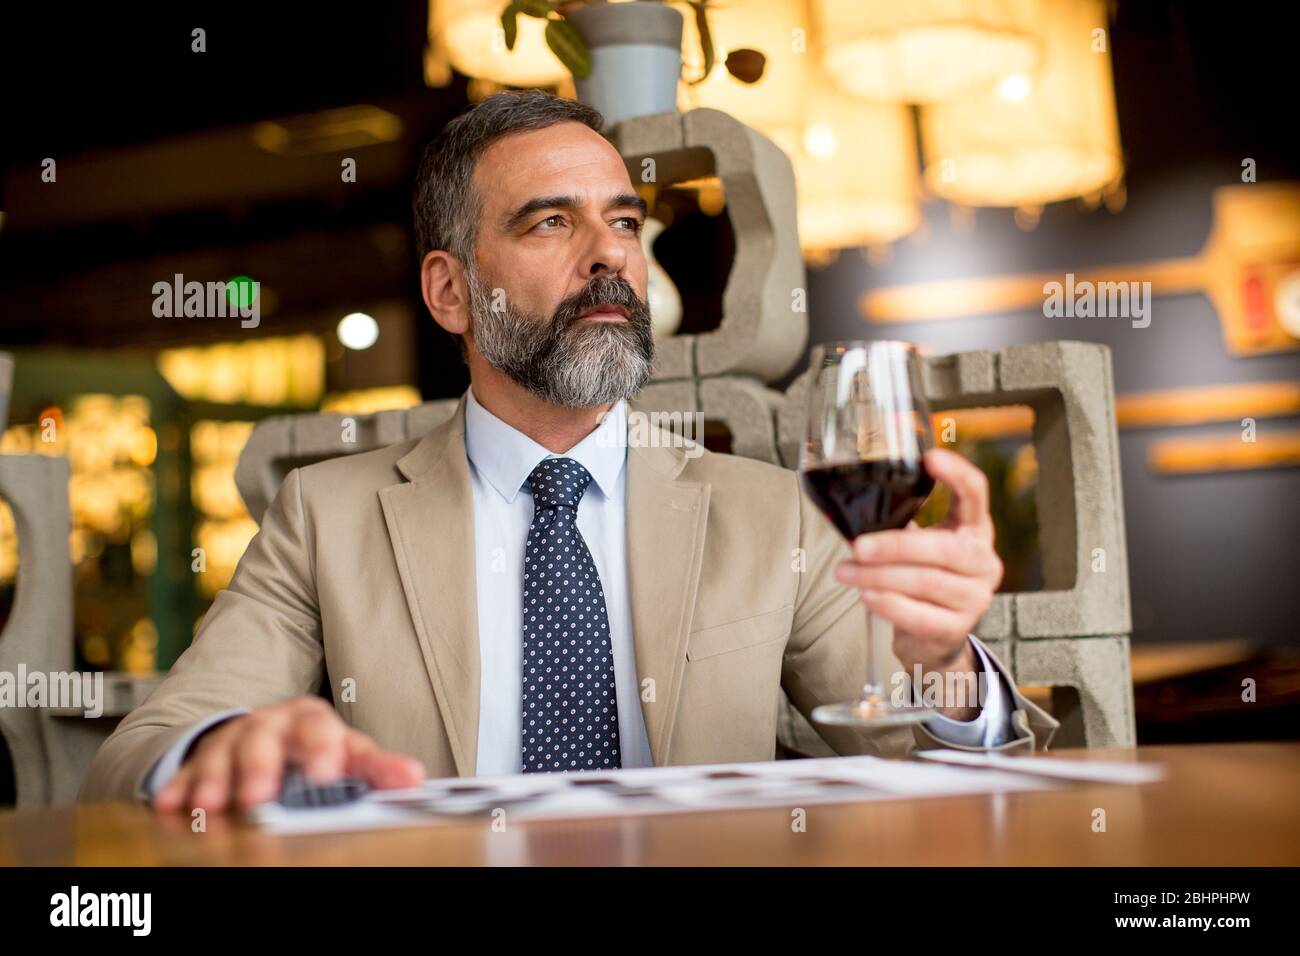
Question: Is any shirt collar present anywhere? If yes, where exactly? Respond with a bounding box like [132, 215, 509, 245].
[463, 384, 627, 504]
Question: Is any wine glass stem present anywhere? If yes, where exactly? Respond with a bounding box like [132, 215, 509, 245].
[862, 610, 882, 704]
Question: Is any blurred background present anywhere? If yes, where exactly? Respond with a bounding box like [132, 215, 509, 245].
[2, 1, 1297, 751]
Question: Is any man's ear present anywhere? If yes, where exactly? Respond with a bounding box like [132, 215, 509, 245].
[420, 250, 470, 337]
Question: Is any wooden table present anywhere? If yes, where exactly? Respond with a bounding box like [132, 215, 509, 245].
[2, 743, 1297, 866]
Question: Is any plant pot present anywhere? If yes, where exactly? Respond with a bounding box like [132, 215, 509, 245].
[567, 2, 683, 126]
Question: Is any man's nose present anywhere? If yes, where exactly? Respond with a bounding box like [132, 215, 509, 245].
[581, 226, 629, 278]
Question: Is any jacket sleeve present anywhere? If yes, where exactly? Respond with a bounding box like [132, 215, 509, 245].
[78, 468, 326, 803]
[780, 473, 1059, 759]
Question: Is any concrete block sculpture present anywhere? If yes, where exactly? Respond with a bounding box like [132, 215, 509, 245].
[0, 452, 77, 804]
[609, 108, 808, 384]
[236, 400, 460, 523]
[777, 342, 1136, 747]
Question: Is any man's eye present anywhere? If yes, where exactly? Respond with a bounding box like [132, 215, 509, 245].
[535, 214, 566, 230]
[615, 217, 643, 233]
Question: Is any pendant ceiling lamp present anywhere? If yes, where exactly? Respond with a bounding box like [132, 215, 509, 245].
[920, 0, 1124, 207]
[768, 89, 922, 255]
[681, 0, 921, 254]
[813, 0, 1044, 103]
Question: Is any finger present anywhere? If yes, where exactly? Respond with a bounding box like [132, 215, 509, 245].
[153, 716, 246, 813]
[923, 448, 992, 535]
[862, 588, 969, 645]
[344, 732, 426, 789]
[850, 527, 989, 576]
[837, 563, 986, 612]
[153, 766, 194, 814]
[187, 746, 235, 813]
[233, 723, 287, 809]
[285, 703, 349, 782]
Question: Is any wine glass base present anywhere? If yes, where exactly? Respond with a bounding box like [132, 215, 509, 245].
[812, 700, 935, 727]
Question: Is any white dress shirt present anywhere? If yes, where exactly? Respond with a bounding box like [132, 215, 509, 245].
[140, 386, 1012, 798]
[463, 384, 653, 774]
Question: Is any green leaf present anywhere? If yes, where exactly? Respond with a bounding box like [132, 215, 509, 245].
[545, 18, 590, 79]
[516, 0, 554, 17]
[690, 1, 714, 85]
[501, 3, 520, 51]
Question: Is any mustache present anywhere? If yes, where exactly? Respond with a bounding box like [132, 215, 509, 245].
[551, 274, 650, 331]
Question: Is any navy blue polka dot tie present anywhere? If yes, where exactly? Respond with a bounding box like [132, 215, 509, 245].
[520, 457, 622, 773]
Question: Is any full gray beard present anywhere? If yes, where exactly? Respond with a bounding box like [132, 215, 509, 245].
[466, 266, 654, 408]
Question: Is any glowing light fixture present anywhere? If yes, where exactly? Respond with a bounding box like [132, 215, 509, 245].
[251, 106, 403, 156]
[770, 88, 922, 255]
[803, 123, 838, 160]
[920, 0, 1123, 207]
[158, 335, 325, 407]
[997, 73, 1033, 102]
[681, 0, 920, 254]
[813, 0, 1043, 103]
[337, 313, 380, 351]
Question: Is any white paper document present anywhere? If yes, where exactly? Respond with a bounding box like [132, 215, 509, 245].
[915, 749, 1167, 784]
[247, 754, 1097, 836]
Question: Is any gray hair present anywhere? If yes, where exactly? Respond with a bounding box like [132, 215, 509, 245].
[413, 90, 606, 266]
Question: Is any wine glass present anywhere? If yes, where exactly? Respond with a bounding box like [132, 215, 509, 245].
[799, 340, 937, 726]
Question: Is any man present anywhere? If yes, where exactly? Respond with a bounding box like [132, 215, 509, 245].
[80, 91, 1057, 811]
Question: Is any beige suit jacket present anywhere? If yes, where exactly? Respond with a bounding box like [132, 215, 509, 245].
[80, 391, 1058, 802]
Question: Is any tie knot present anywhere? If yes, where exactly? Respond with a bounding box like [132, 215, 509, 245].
[527, 457, 592, 511]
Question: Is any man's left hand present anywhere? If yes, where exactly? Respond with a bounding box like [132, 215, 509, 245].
[833, 447, 1003, 717]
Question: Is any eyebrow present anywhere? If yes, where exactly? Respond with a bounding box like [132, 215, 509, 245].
[500, 192, 648, 233]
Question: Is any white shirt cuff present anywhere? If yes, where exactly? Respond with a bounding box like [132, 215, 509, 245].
[917, 637, 1014, 748]
[136, 708, 250, 802]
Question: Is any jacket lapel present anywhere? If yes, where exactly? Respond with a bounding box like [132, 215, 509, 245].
[625, 438, 711, 766]
[379, 393, 480, 776]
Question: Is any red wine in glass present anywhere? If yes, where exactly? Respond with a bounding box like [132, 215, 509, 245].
[801, 459, 935, 541]
[798, 340, 937, 727]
